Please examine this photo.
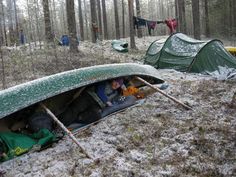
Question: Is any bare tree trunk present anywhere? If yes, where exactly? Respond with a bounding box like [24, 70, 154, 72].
[26, 0, 34, 42]
[204, 0, 210, 37]
[66, 0, 78, 52]
[7, 0, 15, 45]
[229, 0, 236, 38]
[78, 0, 84, 41]
[0, 0, 7, 46]
[35, 0, 42, 48]
[52, 0, 58, 35]
[233, 0, 236, 37]
[175, 0, 180, 32]
[26, 0, 35, 75]
[0, 7, 5, 88]
[97, 0, 103, 40]
[49, 0, 54, 33]
[128, 0, 136, 49]
[101, 0, 108, 39]
[13, 0, 19, 45]
[114, 0, 120, 39]
[122, 0, 125, 38]
[0, 3, 3, 46]
[42, 0, 53, 43]
[178, 0, 186, 34]
[61, 1, 67, 35]
[90, 0, 98, 43]
[0, 47, 5, 89]
[192, 0, 201, 39]
[83, 0, 89, 40]
[135, 0, 142, 38]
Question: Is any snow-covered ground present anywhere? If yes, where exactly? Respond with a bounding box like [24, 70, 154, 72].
[0, 37, 236, 176]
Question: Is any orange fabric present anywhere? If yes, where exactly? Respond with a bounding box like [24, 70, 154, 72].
[122, 86, 144, 99]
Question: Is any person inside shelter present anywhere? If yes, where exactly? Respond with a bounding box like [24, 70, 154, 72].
[59, 78, 136, 127]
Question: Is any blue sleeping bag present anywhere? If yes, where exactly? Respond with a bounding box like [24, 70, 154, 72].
[101, 95, 137, 117]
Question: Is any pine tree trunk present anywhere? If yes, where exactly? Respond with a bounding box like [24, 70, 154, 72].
[83, 0, 89, 40]
[78, 0, 84, 41]
[66, 0, 78, 52]
[0, 0, 7, 46]
[122, 0, 125, 38]
[26, 0, 34, 42]
[0, 1, 5, 88]
[52, 0, 58, 35]
[13, 0, 19, 45]
[42, 0, 53, 43]
[35, 0, 42, 48]
[175, 0, 180, 32]
[128, 0, 136, 49]
[204, 0, 210, 37]
[0, 2, 3, 46]
[101, 0, 108, 39]
[135, 0, 142, 38]
[90, 0, 98, 43]
[192, 0, 201, 39]
[178, 0, 186, 34]
[114, 0, 120, 39]
[7, 0, 15, 45]
[229, 0, 236, 37]
[61, 2, 67, 35]
[0, 47, 5, 89]
[97, 0, 103, 40]
[233, 0, 236, 37]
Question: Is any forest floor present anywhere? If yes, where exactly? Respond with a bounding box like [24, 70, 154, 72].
[0, 36, 236, 177]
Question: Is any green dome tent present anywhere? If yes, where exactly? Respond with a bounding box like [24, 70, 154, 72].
[144, 33, 236, 76]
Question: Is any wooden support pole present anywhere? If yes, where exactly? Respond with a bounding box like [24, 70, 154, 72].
[135, 76, 193, 110]
[40, 103, 93, 159]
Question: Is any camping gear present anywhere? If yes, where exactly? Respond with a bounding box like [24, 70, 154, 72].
[59, 35, 80, 46]
[225, 46, 236, 56]
[135, 77, 193, 110]
[61, 35, 70, 46]
[101, 95, 137, 117]
[0, 63, 164, 162]
[0, 129, 56, 162]
[144, 33, 236, 76]
[41, 104, 92, 159]
[111, 40, 128, 52]
[28, 112, 53, 133]
[165, 19, 177, 34]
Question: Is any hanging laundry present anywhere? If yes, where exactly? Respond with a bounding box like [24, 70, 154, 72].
[157, 20, 165, 24]
[133, 16, 147, 29]
[147, 21, 157, 35]
[165, 19, 177, 34]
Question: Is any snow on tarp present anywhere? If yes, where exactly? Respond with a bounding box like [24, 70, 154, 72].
[0, 63, 164, 120]
[144, 33, 236, 79]
[111, 40, 128, 52]
[206, 66, 236, 80]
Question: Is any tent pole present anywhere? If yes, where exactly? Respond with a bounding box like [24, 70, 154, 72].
[135, 76, 193, 110]
[40, 103, 93, 159]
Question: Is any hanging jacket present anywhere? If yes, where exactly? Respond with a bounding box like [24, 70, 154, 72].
[147, 21, 157, 35]
[133, 16, 147, 29]
[165, 19, 177, 34]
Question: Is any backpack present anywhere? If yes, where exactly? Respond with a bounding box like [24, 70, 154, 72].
[28, 112, 53, 133]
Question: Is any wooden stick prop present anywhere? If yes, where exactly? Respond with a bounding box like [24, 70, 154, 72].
[135, 76, 193, 110]
[40, 103, 93, 159]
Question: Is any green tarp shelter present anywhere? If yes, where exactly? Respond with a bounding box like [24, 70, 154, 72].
[144, 33, 236, 76]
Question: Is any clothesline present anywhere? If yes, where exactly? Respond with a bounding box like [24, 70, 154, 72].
[133, 16, 177, 35]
